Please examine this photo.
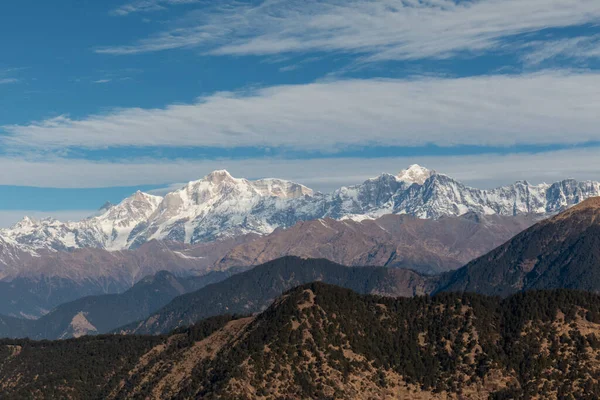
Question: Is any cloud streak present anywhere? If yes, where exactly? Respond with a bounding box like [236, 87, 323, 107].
[111, 0, 200, 16]
[97, 0, 600, 62]
[0, 148, 600, 191]
[523, 35, 600, 65]
[0, 68, 22, 85]
[4, 71, 600, 151]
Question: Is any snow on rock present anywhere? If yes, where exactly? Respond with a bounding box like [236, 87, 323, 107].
[1, 167, 600, 252]
[397, 164, 435, 185]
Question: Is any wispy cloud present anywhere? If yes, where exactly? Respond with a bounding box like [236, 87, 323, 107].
[111, 0, 201, 16]
[523, 35, 600, 65]
[3, 70, 600, 151]
[0, 148, 599, 191]
[93, 79, 113, 84]
[97, 0, 600, 62]
[0, 78, 19, 85]
[0, 68, 23, 85]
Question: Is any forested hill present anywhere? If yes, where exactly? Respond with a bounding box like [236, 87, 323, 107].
[437, 197, 600, 296]
[117, 256, 437, 335]
[3, 284, 600, 399]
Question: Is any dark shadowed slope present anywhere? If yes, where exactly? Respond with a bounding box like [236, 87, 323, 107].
[118, 257, 438, 335]
[0, 269, 244, 340]
[438, 197, 600, 296]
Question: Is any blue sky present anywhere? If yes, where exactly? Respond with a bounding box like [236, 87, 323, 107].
[1, 0, 600, 226]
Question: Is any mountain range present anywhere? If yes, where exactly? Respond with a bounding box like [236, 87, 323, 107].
[0, 211, 531, 318]
[2, 193, 600, 336]
[117, 257, 438, 336]
[0, 269, 242, 340]
[120, 196, 600, 337]
[3, 165, 599, 254]
[0, 238, 249, 318]
[216, 212, 535, 274]
[3, 284, 600, 399]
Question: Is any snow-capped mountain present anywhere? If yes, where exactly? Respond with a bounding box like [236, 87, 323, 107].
[2, 191, 163, 251]
[2, 165, 600, 252]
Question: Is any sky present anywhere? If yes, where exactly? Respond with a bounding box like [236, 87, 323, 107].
[1, 0, 600, 226]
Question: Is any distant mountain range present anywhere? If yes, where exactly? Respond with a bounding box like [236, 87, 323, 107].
[0, 199, 536, 318]
[0, 194, 600, 341]
[3, 284, 600, 399]
[117, 257, 438, 336]
[0, 166, 597, 324]
[3, 165, 599, 254]
[216, 212, 535, 274]
[121, 196, 600, 336]
[0, 238, 249, 318]
[0, 269, 241, 340]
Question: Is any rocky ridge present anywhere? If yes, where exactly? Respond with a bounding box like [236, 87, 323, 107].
[2, 165, 598, 252]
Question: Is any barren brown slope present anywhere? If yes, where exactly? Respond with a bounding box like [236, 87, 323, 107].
[217, 213, 536, 274]
[12, 236, 254, 285]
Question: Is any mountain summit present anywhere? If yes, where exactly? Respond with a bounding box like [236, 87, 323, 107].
[1, 167, 600, 251]
[397, 164, 435, 185]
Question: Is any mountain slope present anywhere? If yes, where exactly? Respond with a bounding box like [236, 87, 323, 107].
[3, 165, 599, 252]
[0, 268, 245, 340]
[0, 212, 534, 318]
[0, 237, 253, 318]
[4, 285, 600, 399]
[120, 198, 600, 336]
[118, 257, 438, 335]
[438, 197, 600, 296]
[217, 212, 535, 274]
[23, 269, 242, 340]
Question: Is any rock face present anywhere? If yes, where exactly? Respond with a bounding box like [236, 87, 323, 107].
[3, 285, 600, 399]
[2, 165, 599, 252]
[216, 212, 536, 274]
[437, 197, 600, 296]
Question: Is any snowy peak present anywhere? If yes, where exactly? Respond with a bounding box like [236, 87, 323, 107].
[11, 216, 37, 230]
[397, 164, 435, 185]
[204, 169, 235, 184]
[96, 190, 162, 227]
[1, 166, 600, 252]
[183, 170, 312, 201]
[251, 179, 313, 199]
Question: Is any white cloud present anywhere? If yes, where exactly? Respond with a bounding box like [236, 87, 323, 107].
[97, 0, 600, 61]
[4, 71, 600, 151]
[0, 210, 96, 228]
[0, 68, 21, 85]
[111, 0, 200, 16]
[93, 79, 113, 84]
[1, 148, 600, 192]
[147, 182, 187, 195]
[523, 35, 600, 65]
